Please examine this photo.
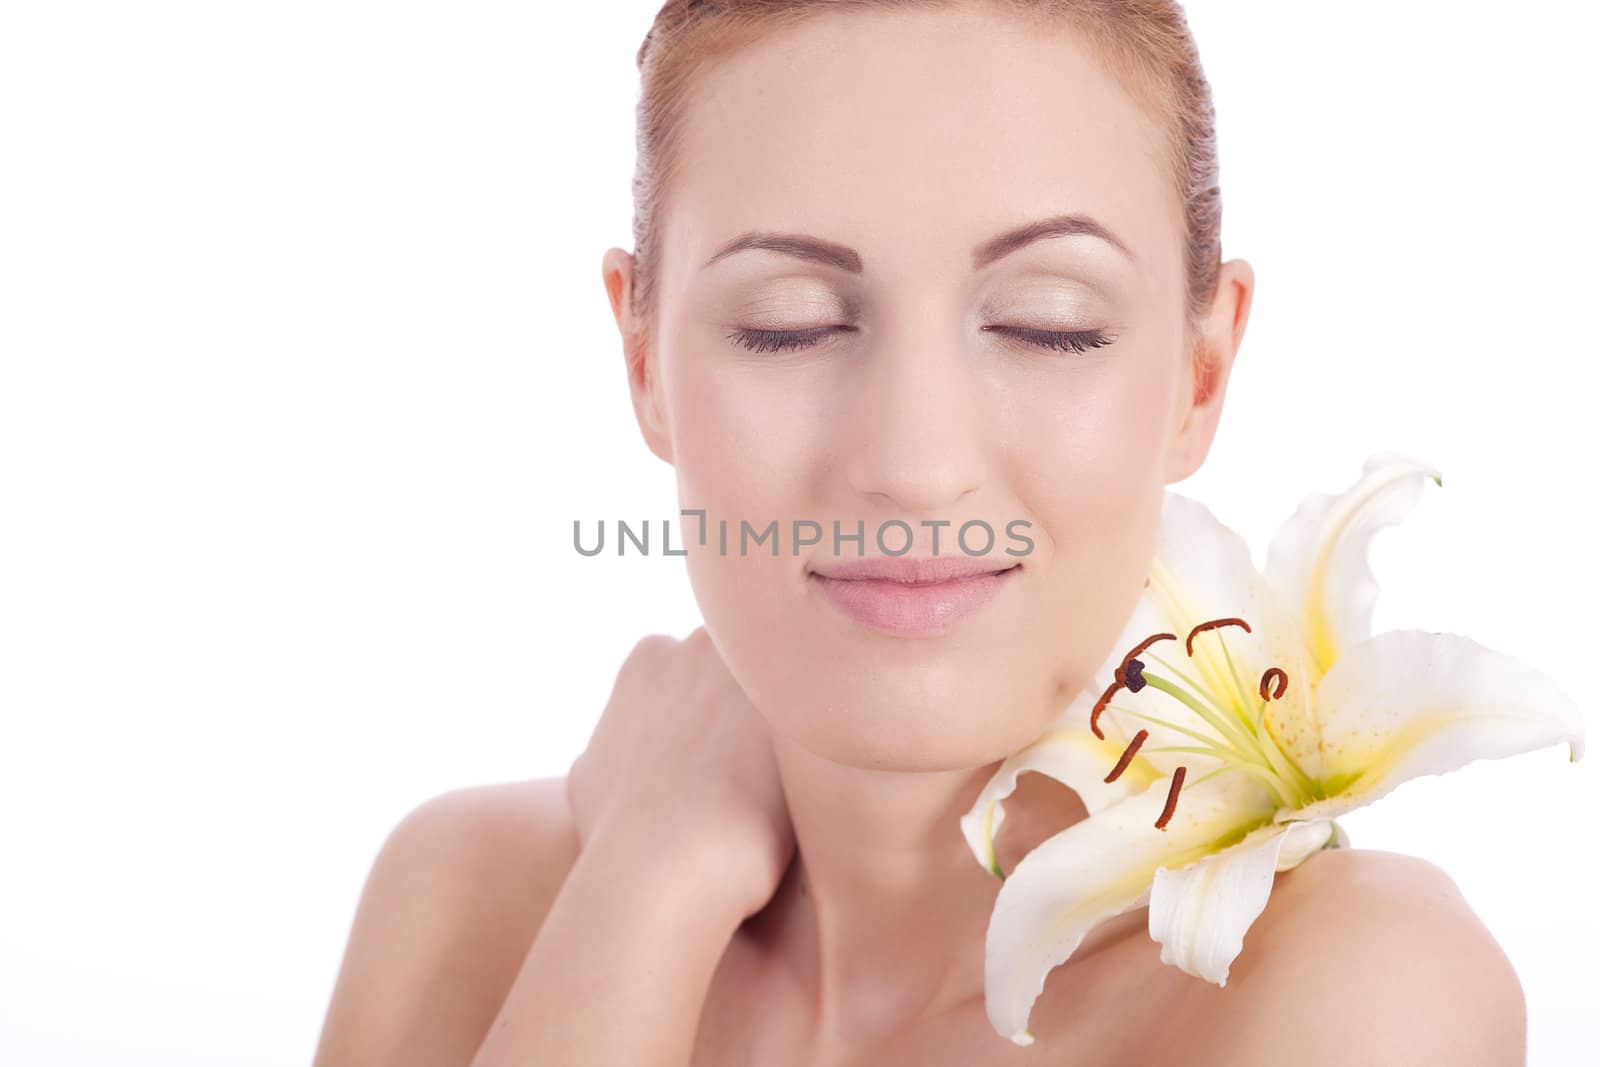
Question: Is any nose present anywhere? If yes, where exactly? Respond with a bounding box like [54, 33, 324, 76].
[842, 322, 989, 514]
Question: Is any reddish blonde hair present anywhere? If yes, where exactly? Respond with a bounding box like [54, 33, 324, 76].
[626, 0, 1221, 354]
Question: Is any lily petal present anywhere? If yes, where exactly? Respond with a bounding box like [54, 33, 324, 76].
[1263, 450, 1442, 679]
[960, 724, 1160, 877]
[983, 771, 1275, 1045]
[960, 647, 1159, 877]
[1284, 628, 1587, 823]
[1147, 818, 1336, 985]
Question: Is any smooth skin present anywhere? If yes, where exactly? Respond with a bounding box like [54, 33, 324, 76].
[313, 5, 1527, 1065]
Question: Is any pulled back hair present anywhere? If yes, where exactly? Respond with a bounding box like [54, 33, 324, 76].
[625, 0, 1222, 360]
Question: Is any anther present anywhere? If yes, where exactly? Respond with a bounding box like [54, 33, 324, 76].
[1185, 616, 1252, 657]
[1154, 765, 1187, 830]
[1120, 632, 1176, 668]
[1089, 670, 1124, 740]
[1259, 667, 1288, 701]
[1121, 658, 1147, 693]
[1105, 729, 1150, 783]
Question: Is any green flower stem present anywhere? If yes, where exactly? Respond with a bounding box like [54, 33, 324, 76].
[1147, 649, 1317, 808]
[1146, 651, 1250, 737]
[1206, 640, 1319, 804]
[1111, 705, 1263, 762]
[1184, 761, 1292, 800]
[1140, 673, 1265, 764]
[1113, 707, 1294, 808]
[1212, 635, 1264, 733]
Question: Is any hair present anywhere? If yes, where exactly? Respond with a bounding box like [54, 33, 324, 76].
[625, 0, 1222, 362]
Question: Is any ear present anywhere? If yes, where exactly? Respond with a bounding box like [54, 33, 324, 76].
[1165, 258, 1255, 484]
[602, 247, 674, 465]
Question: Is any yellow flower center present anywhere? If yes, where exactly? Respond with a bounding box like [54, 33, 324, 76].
[1090, 618, 1320, 827]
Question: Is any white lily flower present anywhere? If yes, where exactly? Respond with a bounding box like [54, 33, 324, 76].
[961, 450, 1587, 1047]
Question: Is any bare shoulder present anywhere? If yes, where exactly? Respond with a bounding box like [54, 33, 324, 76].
[312, 776, 581, 1067]
[1186, 847, 1526, 1067]
[381, 776, 581, 929]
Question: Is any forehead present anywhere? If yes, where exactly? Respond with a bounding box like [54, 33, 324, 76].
[657, 4, 1182, 295]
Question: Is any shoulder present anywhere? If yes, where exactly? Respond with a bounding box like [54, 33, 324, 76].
[313, 777, 581, 1066]
[383, 776, 580, 896]
[1189, 847, 1525, 1067]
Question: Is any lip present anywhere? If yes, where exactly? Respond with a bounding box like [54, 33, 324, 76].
[807, 556, 1022, 637]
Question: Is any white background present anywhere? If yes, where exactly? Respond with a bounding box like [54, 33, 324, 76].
[2, 1, 1596, 1063]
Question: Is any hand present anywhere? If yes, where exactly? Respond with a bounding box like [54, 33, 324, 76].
[566, 626, 796, 920]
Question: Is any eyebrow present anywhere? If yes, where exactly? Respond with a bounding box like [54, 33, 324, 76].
[700, 213, 1135, 275]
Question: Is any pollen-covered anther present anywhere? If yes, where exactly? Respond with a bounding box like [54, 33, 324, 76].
[1259, 667, 1288, 701]
[1155, 765, 1187, 830]
[1120, 631, 1177, 667]
[1104, 728, 1150, 783]
[1185, 616, 1252, 657]
[1121, 657, 1147, 693]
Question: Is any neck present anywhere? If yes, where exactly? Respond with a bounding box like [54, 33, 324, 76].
[743, 729, 1089, 1047]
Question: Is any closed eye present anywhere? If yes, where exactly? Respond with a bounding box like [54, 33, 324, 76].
[726, 324, 1116, 355]
[725, 325, 850, 354]
[982, 325, 1117, 354]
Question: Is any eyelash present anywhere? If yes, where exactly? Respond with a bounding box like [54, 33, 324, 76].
[725, 325, 1116, 355]
[727, 325, 845, 354]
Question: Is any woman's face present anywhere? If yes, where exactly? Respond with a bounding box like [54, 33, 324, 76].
[607, 5, 1249, 771]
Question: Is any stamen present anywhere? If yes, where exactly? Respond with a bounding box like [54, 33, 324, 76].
[1088, 669, 1125, 740]
[1104, 728, 1150, 783]
[1120, 632, 1176, 668]
[1185, 616, 1252, 657]
[1259, 667, 1288, 701]
[1154, 765, 1187, 830]
[1089, 632, 1177, 739]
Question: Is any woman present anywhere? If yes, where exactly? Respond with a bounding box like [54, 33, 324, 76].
[314, 2, 1527, 1064]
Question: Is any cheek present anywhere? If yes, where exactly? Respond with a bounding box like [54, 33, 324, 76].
[664, 346, 824, 517]
[662, 345, 819, 678]
[1002, 350, 1176, 685]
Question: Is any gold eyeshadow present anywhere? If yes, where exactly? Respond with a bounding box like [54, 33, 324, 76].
[726, 279, 860, 325]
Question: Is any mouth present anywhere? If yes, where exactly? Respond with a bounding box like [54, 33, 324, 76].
[806, 560, 1022, 637]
